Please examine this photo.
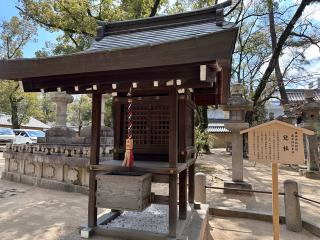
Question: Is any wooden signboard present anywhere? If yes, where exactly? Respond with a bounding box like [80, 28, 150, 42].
[240, 120, 314, 240]
[241, 120, 314, 165]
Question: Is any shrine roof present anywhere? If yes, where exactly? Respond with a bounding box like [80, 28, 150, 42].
[286, 89, 320, 102]
[88, 0, 235, 53]
[88, 21, 235, 53]
[0, 0, 237, 105]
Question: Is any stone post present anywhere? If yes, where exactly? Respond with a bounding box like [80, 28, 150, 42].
[195, 173, 206, 204]
[223, 83, 253, 191]
[50, 92, 74, 126]
[301, 89, 319, 176]
[284, 180, 302, 232]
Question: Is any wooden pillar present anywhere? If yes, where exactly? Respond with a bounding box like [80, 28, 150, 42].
[169, 89, 178, 237]
[113, 98, 120, 159]
[169, 174, 177, 237]
[88, 93, 102, 228]
[188, 163, 195, 204]
[178, 95, 186, 163]
[169, 89, 178, 167]
[179, 169, 187, 220]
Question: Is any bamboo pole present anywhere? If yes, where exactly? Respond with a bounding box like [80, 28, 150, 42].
[272, 163, 280, 240]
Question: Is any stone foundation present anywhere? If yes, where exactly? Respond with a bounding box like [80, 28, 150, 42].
[77, 204, 210, 240]
[2, 143, 113, 194]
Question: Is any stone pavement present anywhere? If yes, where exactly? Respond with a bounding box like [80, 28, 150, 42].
[197, 149, 320, 234]
[211, 216, 319, 240]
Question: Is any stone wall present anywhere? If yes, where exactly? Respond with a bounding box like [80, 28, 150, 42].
[2, 143, 113, 194]
[211, 133, 232, 148]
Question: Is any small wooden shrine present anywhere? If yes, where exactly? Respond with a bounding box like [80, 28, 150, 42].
[0, 1, 238, 238]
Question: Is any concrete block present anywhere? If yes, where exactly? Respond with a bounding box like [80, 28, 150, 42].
[80, 227, 94, 239]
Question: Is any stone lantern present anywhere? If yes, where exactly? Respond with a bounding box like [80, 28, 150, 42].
[223, 83, 253, 191]
[280, 104, 296, 124]
[301, 89, 320, 176]
[45, 92, 76, 144]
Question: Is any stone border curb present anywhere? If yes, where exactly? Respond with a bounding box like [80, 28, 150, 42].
[1, 172, 88, 195]
[209, 206, 320, 237]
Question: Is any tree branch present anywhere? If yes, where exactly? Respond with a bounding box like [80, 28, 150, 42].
[149, 0, 161, 17]
[224, 0, 242, 18]
[290, 31, 320, 49]
[252, 0, 318, 106]
[15, 6, 94, 37]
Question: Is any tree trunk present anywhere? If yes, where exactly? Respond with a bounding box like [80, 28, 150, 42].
[10, 100, 19, 129]
[253, 0, 314, 106]
[197, 106, 208, 132]
[268, 0, 289, 104]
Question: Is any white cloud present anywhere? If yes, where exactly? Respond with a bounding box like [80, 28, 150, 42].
[304, 45, 320, 61]
[303, 4, 320, 21]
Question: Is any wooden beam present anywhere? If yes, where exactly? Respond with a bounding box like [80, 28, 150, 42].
[23, 64, 217, 94]
[179, 169, 187, 220]
[88, 93, 102, 228]
[200, 65, 217, 82]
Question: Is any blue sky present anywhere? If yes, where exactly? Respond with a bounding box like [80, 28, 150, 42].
[0, 0, 58, 58]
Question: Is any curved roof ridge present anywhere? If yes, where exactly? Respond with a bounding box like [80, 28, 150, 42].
[96, 0, 232, 37]
[98, 0, 232, 28]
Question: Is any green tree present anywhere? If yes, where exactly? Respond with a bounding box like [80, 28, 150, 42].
[68, 95, 92, 134]
[0, 81, 42, 129]
[17, 0, 167, 54]
[38, 93, 56, 124]
[0, 16, 39, 129]
[104, 95, 113, 127]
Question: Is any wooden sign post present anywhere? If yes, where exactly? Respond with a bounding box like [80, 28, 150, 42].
[272, 162, 279, 240]
[240, 120, 314, 240]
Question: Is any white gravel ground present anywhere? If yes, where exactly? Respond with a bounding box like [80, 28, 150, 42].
[104, 204, 169, 234]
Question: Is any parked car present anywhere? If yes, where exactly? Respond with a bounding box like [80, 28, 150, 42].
[13, 129, 45, 144]
[0, 128, 15, 145]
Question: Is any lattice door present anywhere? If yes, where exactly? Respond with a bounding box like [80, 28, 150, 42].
[122, 103, 169, 149]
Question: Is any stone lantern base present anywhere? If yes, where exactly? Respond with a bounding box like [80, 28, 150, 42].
[80, 125, 114, 145]
[299, 169, 320, 180]
[44, 126, 77, 144]
[223, 180, 253, 194]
